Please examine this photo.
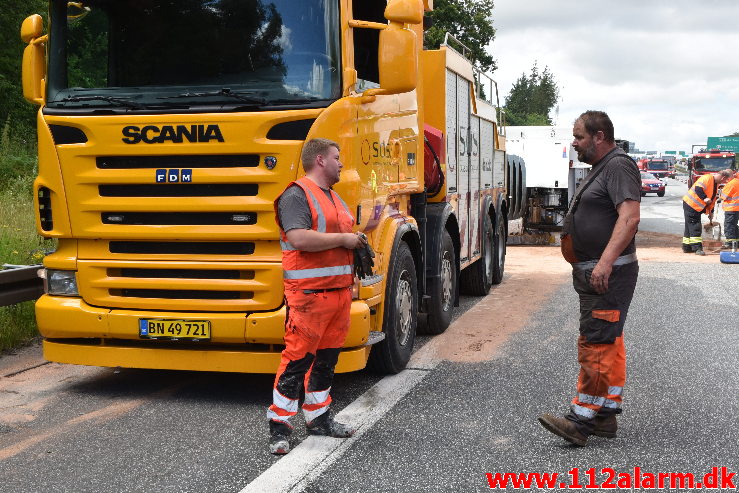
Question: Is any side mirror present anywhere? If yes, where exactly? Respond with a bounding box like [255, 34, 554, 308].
[364, 0, 422, 97]
[385, 0, 423, 24]
[20, 14, 47, 105]
[376, 25, 418, 95]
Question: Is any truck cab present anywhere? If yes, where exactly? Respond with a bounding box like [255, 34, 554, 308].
[688, 150, 736, 187]
[20, 0, 510, 375]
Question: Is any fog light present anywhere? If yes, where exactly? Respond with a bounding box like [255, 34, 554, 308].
[46, 269, 79, 296]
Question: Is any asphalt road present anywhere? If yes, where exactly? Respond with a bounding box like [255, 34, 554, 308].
[2, 187, 738, 492]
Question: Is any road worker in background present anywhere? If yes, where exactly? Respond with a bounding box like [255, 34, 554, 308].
[682, 169, 734, 255]
[720, 172, 739, 249]
[267, 138, 366, 455]
[540, 111, 641, 447]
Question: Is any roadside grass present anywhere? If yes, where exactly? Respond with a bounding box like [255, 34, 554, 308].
[0, 302, 38, 353]
[1, 128, 53, 352]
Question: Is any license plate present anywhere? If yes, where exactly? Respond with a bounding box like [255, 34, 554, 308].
[139, 319, 211, 340]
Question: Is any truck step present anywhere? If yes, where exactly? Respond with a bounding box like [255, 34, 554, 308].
[363, 331, 386, 346]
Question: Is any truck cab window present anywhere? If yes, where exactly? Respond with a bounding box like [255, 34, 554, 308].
[352, 0, 384, 91]
[46, 0, 341, 111]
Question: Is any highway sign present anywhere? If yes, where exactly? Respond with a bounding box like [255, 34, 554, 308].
[707, 136, 739, 152]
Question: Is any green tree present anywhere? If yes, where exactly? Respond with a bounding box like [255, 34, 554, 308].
[424, 0, 496, 73]
[0, 2, 47, 137]
[504, 62, 559, 126]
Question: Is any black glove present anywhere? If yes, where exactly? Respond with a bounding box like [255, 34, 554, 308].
[354, 242, 375, 279]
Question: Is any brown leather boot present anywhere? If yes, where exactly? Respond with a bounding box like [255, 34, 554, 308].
[591, 414, 617, 438]
[538, 414, 588, 446]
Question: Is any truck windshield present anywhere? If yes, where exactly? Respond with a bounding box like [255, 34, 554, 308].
[648, 161, 668, 170]
[46, 0, 341, 111]
[694, 157, 735, 171]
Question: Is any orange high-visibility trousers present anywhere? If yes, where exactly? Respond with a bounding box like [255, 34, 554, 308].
[570, 335, 626, 421]
[267, 288, 351, 430]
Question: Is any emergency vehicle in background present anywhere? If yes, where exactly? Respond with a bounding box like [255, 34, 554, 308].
[636, 158, 670, 181]
[20, 0, 516, 374]
[688, 149, 737, 187]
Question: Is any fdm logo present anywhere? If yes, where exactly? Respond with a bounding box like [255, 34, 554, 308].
[156, 169, 192, 183]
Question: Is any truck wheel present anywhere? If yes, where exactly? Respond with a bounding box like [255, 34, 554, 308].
[641, 192, 646, 197]
[418, 230, 455, 335]
[460, 213, 494, 295]
[491, 211, 506, 285]
[657, 191, 665, 197]
[367, 242, 417, 374]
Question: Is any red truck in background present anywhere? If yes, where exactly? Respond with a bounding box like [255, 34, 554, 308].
[688, 150, 737, 187]
[636, 158, 670, 180]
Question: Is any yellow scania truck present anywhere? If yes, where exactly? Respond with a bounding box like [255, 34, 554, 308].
[20, 0, 513, 374]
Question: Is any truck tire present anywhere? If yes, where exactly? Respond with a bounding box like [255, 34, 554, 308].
[367, 242, 417, 374]
[460, 213, 494, 295]
[491, 211, 506, 285]
[657, 191, 665, 197]
[418, 230, 455, 335]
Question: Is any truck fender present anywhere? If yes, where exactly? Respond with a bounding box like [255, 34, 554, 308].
[424, 202, 460, 308]
[374, 216, 422, 330]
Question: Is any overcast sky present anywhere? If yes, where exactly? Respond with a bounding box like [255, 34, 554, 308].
[490, 0, 739, 154]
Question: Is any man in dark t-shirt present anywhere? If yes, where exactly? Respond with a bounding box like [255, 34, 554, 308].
[539, 111, 641, 447]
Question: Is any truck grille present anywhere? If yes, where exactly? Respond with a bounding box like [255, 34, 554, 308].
[78, 260, 283, 312]
[101, 212, 257, 225]
[108, 242, 255, 255]
[96, 154, 259, 169]
[50, 117, 308, 313]
[99, 184, 258, 197]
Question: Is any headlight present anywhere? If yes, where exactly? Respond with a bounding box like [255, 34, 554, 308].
[45, 269, 79, 296]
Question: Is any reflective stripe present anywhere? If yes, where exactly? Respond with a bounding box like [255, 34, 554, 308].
[271, 388, 299, 413]
[571, 404, 597, 419]
[682, 237, 691, 245]
[284, 264, 353, 280]
[304, 388, 331, 407]
[303, 404, 329, 422]
[333, 191, 352, 216]
[267, 409, 294, 424]
[689, 237, 702, 244]
[684, 193, 707, 210]
[280, 239, 298, 251]
[578, 393, 606, 406]
[573, 252, 637, 271]
[303, 187, 326, 233]
[608, 386, 623, 396]
[602, 398, 621, 409]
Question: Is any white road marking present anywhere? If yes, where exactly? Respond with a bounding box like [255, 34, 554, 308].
[240, 340, 443, 493]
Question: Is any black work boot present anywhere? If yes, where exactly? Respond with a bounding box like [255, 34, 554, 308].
[538, 414, 588, 446]
[682, 244, 692, 253]
[306, 412, 354, 438]
[269, 420, 291, 455]
[591, 414, 617, 438]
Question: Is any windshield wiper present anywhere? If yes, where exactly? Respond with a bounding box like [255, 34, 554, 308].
[56, 95, 145, 109]
[158, 88, 267, 105]
[265, 97, 334, 106]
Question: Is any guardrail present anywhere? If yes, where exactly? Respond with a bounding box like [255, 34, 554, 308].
[0, 265, 43, 308]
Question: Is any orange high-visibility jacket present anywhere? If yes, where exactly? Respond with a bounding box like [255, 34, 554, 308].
[683, 174, 718, 213]
[275, 177, 355, 290]
[720, 177, 739, 212]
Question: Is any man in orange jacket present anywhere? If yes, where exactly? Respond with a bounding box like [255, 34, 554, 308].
[720, 172, 739, 248]
[267, 138, 366, 455]
[682, 169, 735, 255]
